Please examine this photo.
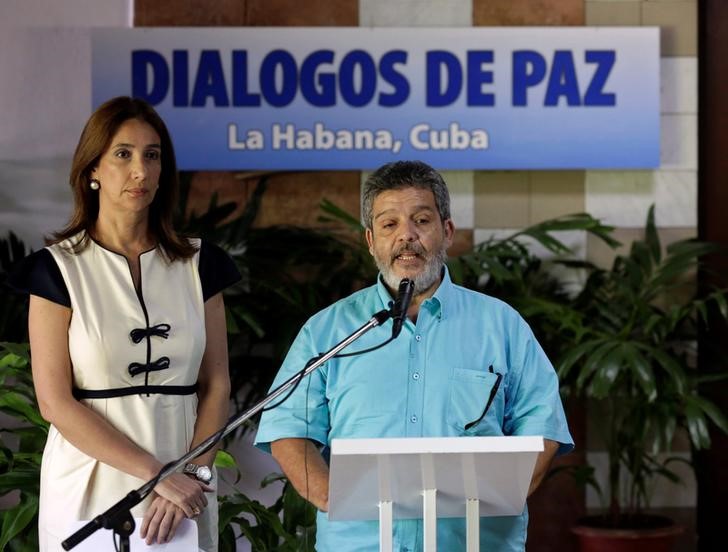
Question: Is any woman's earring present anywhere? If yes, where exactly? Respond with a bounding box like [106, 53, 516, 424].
[90, 179, 100, 190]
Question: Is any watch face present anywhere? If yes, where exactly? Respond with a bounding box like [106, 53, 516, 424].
[198, 466, 212, 482]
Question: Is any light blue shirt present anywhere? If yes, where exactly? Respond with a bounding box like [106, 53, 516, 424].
[255, 268, 573, 551]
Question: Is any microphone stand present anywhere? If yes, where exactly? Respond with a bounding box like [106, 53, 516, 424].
[62, 307, 393, 550]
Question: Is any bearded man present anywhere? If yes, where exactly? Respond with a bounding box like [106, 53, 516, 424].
[255, 160, 573, 551]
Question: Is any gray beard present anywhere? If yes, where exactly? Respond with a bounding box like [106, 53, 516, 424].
[377, 246, 448, 295]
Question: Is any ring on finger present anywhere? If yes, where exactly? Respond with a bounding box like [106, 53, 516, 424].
[191, 506, 201, 517]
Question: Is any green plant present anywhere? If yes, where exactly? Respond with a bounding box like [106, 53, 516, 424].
[0, 342, 46, 551]
[556, 207, 728, 527]
[447, 213, 619, 361]
[217, 470, 316, 552]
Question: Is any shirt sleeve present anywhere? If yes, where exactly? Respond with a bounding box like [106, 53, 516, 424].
[503, 316, 574, 455]
[254, 320, 331, 454]
[5, 248, 71, 308]
[198, 240, 241, 301]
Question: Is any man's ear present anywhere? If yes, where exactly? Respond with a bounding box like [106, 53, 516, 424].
[365, 227, 375, 256]
[444, 219, 455, 248]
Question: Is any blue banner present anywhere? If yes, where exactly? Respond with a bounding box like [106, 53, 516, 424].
[92, 28, 659, 170]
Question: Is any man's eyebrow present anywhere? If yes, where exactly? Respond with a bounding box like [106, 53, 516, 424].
[373, 205, 435, 221]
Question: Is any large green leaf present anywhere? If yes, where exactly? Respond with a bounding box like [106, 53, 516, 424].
[625, 345, 657, 402]
[556, 339, 605, 382]
[687, 395, 728, 435]
[684, 401, 711, 449]
[643, 205, 661, 264]
[637, 345, 687, 396]
[0, 469, 40, 493]
[0, 394, 47, 429]
[0, 495, 38, 551]
[214, 449, 238, 469]
[576, 341, 619, 392]
[589, 345, 624, 398]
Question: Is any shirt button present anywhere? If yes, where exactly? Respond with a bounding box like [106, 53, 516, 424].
[412, 372, 420, 380]
[410, 415, 418, 423]
[415, 334, 422, 341]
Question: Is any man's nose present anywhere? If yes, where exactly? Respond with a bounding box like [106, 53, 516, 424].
[398, 221, 418, 242]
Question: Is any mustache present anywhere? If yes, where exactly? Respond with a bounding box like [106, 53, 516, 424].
[391, 243, 426, 260]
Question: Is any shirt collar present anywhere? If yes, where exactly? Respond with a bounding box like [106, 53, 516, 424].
[375, 265, 454, 321]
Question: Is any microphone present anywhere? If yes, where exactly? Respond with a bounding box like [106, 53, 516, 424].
[390, 278, 414, 338]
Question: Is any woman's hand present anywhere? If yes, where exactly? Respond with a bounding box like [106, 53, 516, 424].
[140, 494, 186, 545]
[153, 472, 212, 519]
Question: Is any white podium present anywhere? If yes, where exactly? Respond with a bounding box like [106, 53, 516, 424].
[328, 436, 543, 552]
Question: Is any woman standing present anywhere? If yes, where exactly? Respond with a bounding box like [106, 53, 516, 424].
[9, 96, 239, 550]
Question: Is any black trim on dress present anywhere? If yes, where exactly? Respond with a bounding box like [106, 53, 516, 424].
[73, 384, 198, 400]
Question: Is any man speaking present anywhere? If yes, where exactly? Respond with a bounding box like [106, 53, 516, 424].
[255, 161, 573, 550]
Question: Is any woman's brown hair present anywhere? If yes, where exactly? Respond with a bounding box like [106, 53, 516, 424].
[51, 96, 196, 261]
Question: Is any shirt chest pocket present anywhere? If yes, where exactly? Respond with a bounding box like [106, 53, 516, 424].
[447, 367, 504, 435]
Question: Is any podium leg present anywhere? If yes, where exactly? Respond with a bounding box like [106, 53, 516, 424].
[466, 498, 479, 552]
[423, 489, 437, 551]
[379, 500, 393, 552]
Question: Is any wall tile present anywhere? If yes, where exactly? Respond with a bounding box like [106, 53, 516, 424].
[585, 1, 641, 25]
[660, 114, 697, 170]
[661, 57, 697, 114]
[441, 170, 474, 229]
[585, 171, 654, 227]
[360, 0, 472, 27]
[255, 171, 360, 228]
[135, 0, 247, 26]
[474, 171, 529, 228]
[473, 0, 584, 26]
[642, 0, 697, 57]
[189, 171, 361, 229]
[654, 170, 697, 227]
[585, 170, 697, 228]
[449, 228, 474, 257]
[585, 226, 696, 268]
[137, 0, 358, 26]
[586, 227, 640, 268]
[246, 0, 357, 26]
[529, 171, 585, 225]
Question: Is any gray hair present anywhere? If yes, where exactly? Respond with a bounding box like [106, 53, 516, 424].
[361, 161, 451, 230]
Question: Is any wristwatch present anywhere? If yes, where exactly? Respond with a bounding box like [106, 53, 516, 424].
[183, 463, 213, 484]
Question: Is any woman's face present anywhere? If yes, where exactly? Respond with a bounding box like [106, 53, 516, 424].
[91, 118, 162, 217]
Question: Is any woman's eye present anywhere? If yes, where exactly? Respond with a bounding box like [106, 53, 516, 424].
[145, 150, 161, 161]
[114, 149, 130, 159]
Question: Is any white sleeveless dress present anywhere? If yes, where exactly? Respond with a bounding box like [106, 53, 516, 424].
[20, 234, 237, 551]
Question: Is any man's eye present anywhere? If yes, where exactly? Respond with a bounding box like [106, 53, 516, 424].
[416, 218, 431, 225]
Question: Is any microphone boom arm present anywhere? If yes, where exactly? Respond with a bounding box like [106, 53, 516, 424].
[62, 307, 393, 550]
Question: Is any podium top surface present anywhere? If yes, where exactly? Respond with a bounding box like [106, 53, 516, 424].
[328, 436, 544, 521]
[331, 435, 544, 455]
